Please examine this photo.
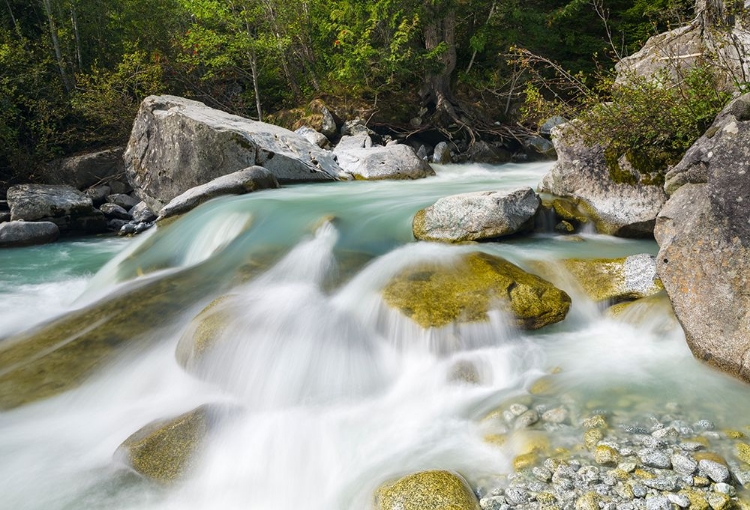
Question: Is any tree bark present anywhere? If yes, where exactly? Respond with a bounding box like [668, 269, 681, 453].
[41, 0, 73, 94]
[249, 49, 263, 121]
[422, 5, 457, 113]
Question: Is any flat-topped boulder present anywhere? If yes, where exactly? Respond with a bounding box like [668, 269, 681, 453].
[538, 124, 667, 237]
[413, 188, 540, 243]
[124, 95, 350, 212]
[0, 221, 59, 248]
[158, 166, 279, 220]
[7, 184, 106, 234]
[333, 137, 434, 180]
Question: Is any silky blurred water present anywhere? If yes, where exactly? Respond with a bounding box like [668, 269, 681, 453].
[1, 162, 749, 510]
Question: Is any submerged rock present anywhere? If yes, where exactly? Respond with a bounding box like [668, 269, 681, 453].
[538, 124, 667, 237]
[124, 95, 349, 212]
[413, 188, 540, 243]
[158, 166, 279, 219]
[175, 295, 236, 371]
[655, 93, 750, 382]
[382, 251, 571, 330]
[0, 221, 59, 248]
[116, 405, 220, 483]
[554, 254, 663, 303]
[375, 470, 481, 510]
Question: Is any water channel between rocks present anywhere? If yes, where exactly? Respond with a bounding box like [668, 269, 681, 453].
[1, 162, 749, 510]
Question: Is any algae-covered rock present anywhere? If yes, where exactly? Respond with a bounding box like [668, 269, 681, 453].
[605, 291, 678, 333]
[116, 405, 221, 483]
[382, 252, 571, 330]
[0, 264, 224, 410]
[175, 295, 236, 371]
[555, 254, 662, 303]
[375, 470, 481, 510]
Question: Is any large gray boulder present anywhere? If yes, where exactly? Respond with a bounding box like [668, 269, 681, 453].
[124, 95, 350, 212]
[7, 184, 107, 234]
[333, 139, 434, 180]
[0, 221, 59, 248]
[655, 93, 750, 381]
[44, 147, 125, 189]
[538, 124, 667, 237]
[158, 166, 279, 219]
[412, 187, 540, 243]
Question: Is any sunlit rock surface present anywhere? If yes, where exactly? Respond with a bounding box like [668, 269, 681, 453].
[382, 251, 570, 330]
[375, 470, 481, 510]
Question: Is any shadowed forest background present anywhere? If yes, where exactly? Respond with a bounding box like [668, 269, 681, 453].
[0, 0, 696, 184]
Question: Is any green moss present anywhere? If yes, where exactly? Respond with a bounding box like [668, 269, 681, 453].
[381, 252, 571, 330]
[375, 470, 481, 510]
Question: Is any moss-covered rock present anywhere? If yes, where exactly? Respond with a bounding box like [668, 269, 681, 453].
[175, 295, 236, 371]
[116, 405, 220, 484]
[0, 265, 224, 411]
[375, 470, 481, 510]
[382, 252, 571, 330]
[542, 254, 662, 303]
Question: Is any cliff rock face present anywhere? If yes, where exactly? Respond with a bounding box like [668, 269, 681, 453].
[124, 95, 350, 212]
[538, 124, 667, 237]
[655, 93, 750, 380]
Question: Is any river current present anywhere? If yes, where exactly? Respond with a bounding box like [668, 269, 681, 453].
[1, 162, 748, 510]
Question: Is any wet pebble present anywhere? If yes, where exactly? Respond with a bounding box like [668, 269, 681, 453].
[698, 459, 730, 483]
[645, 495, 671, 510]
[671, 453, 698, 475]
[639, 449, 672, 469]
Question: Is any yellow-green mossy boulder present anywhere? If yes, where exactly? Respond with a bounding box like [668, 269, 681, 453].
[375, 470, 481, 510]
[557, 254, 662, 302]
[116, 405, 218, 484]
[175, 295, 236, 371]
[382, 252, 571, 330]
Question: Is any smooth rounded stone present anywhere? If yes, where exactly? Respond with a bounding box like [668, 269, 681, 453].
[637, 435, 666, 449]
[433, 141, 452, 164]
[479, 495, 506, 510]
[694, 420, 715, 431]
[119, 222, 137, 235]
[680, 441, 706, 452]
[107, 193, 140, 210]
[510, 403, 530, 416]
[157, 166, 278, 219]
[294, 126, 330, 148]
[639, 449, 672, 469]
[505, 487, 530, 505]
[645, 496, 671, 510]
[515, 410, 539, 429]
[540, 116, 567, 136]
[86, 184, 111, 206]
[616, 482, 635, 500]
[631, 483, 648, 498]
[579, 466, 601, 484]
[100, 202, 132, 220]
[375, 470, 481, 510]
[652, 427, 678, 440]
[555, 220, 576, 234]
[334, 142, 435, 180]
[574, 491, 599, 510]
[448, 360, 482, 385]
[413, 187, 540, 243]
[668, 493, 691, 508]
[595, 445, 620, 466]
[108, 219, 130, 232]
[133, 221, 152, 234]
[381, 251, 571, 332]
[115, 405, 216, 483]
[129, 201, 156, 223]
[0, 221, 59, 248]
[698, 460, 730, 483]
[543, 407, 569, 424]
[706, 492, 731, 510]
[533, 467, 553, 483]
[671, 453, 698, 475]
[619, 461, 638, 473]
[712, 483, 735, 496]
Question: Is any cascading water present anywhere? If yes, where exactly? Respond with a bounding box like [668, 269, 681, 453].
[2, 162, 750, 510]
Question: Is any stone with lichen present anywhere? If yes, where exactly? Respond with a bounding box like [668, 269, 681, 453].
[375, 470, 481, 510]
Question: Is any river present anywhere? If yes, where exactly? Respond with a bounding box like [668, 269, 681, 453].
[1, 162, 748, 510]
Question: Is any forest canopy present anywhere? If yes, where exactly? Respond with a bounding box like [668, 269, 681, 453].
[0, 0, 696, 183]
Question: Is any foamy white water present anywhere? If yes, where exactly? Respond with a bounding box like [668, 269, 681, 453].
[1, 162, 749, 510]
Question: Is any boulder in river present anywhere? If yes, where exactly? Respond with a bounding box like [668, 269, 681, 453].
[43, 147, 125, 189]
[124, 95, 349, 212]
[538, 124, 667, 237]
[333, 140, 435, 180]
[7, 184, 107, 234]
[0, 221, 59, 248]
[375, 470, 481, 510]
[655, 93, 750, 381]
[115, 405, 223, 483]
[382, 251, 571, 330]
[158, 167, 279, 220]
[413, 188, 540, 243]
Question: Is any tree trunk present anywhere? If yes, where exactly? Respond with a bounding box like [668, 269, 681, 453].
[695, 0, 738, 27]
[41, 0, 73, 94]
[71, 3, 83, 71]
[422, 5, 457, 114]
[4, 0, 20, 36]
[249, 49, 263, 122]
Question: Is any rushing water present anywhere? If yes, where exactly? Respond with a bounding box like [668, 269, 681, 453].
[1, 162, 749, 510]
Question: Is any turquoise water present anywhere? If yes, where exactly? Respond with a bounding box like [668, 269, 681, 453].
[0, 162, 747, 510]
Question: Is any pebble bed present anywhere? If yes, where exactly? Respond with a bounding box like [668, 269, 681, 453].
[476, 393, 750, 510]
